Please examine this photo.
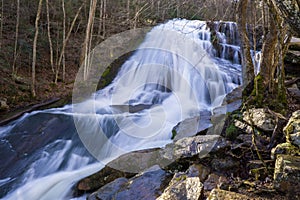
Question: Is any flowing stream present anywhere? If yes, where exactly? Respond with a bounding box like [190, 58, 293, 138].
[0, 19, 243, 200]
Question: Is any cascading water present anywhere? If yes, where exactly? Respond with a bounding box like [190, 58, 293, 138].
[0, 19, 242, 200]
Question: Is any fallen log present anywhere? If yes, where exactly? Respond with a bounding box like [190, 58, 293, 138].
[0, 98, 60, 126]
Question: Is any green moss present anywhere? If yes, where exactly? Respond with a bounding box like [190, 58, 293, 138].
[171, 129, 177, 140]
[102, 67, 110, 78]
[225, 124, 238, 140]
[251, 74, 264, 107]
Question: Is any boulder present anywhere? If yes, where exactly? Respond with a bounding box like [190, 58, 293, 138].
[107, 148, 162, 173]
[187, 164, 211, 182]
[87, 177, 128, 200]
[221, 86, 242, 105]
[273, 154, 300, 198]
[243, 108, 276, 132]
[233, 120, 252, 134]
[112, 165, 171, 200]
[203, 173, 228, 191]
[207, 189, 250, 200]
[157, 172, 203, 200]
[172, 110, 212, 140]
[206, 114, 227, 135]
[283, 110, 300, 147]
[76, 165, 134, 192]
[161, 135, 230, 162]
[211, 157, 240, 172]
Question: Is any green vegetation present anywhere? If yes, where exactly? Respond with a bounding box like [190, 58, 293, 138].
[225, 124, 239, 141]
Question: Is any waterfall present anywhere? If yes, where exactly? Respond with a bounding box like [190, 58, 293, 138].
[0, 19, 242, 200]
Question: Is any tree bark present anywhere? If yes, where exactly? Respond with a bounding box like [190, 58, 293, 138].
[46, 0, 54, 74]
[270, 0, 300, 37]
[62, 0, 66, 82]
[80, 0, 97, 80]
[12, 0, 20, 74]
[31, 0, 43, 97]
[0, 0, 3, 49]
[236, 0, 254, 88]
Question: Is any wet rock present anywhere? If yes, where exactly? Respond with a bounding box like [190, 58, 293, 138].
[213, 100, 242, 116]
[273, 154, 300, 198]
[0, 98, 9, 111]
[76, 166, 134, 192]
[206, 114, 227, 135]
[187, 164, 211, 182]
[107, 148, 162, 173]
[222, 86, 242, 105]
[161, 135, 230, 162]
[77, 148, 163, 192]
[211, 157, 240, 172]
[172, 111, 212, 140]
[207, 189, 250, 200]
[113, 165, 171, 200]
[157, 172, 203, 200]
[87, 178, 128, 200]
[243, 108, 276, 132]
[271, 142, 300, 160]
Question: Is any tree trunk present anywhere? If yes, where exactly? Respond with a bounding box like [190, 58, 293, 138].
[236, 0, 254, 88]
[46, 0, 54, 74]
[270, 0, 300, 37]
[31, 0, 43, 97]
[0, 0, 3, 49]
[12, 0, 20, 75]
[62, 0, 66, 82]
[56, 3, 84, 83]
[80, 0, 97, 80]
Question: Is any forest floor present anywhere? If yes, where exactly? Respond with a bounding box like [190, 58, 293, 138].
[0, 60, 78, 124]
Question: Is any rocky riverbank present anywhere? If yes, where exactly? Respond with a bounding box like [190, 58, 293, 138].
[72, 85, 300, 200]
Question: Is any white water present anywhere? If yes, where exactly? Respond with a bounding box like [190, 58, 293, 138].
[0, 19, 242, 200]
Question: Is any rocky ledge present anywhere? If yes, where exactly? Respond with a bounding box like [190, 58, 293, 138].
[73, 88, 300, 200]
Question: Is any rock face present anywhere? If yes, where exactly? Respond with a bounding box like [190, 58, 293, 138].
[273, 154, 300, 198]
[77, 166, 134, 192]
[112, 166, 171, 200]
[87, 178, 128, 200]
[172, 111, 212, 141]
[107, 148, 162, 173]
[157, 173, 203, 200]
[161, 135, 229, 162]
[243, 108, 276, 132]
[207, 189, 250, 200]
[87, 165, 171, 200]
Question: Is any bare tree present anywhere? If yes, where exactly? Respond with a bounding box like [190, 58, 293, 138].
[12, 0, 20, 75]
[31, 0, 43, 97]
[0, 0, 3, 49]
[271, 0, 300, 37]
[46, 0, 54, 74]
[80, 0, 97, 80]
[236, 0, 254, 88]
[62, 0, 66, 82]
[55, 3, 84, 84]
